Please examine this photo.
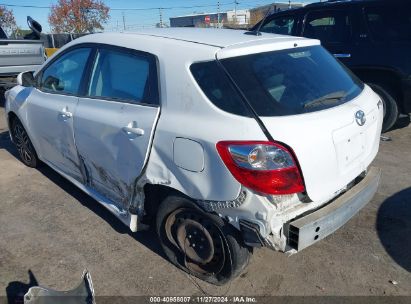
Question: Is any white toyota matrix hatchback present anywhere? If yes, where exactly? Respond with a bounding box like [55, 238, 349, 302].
[5, 29, 383, 284]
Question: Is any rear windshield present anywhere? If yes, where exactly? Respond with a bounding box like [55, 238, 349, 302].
[220, 46, 364, 116]
[191, 46, 364, 117]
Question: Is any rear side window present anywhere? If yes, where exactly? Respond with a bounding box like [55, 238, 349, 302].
[260, 16, 296, 35]
[365, 5, 411, 42]
[88, 48, 159, 105]
[304, 10, 351, 44]
[190, 61, 249, 116]
[220, 46, 364, 116]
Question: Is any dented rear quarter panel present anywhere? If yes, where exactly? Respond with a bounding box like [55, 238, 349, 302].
[141, 39, 268, 202]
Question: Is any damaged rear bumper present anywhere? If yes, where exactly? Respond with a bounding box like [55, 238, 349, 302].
[287, 166, 381, 251]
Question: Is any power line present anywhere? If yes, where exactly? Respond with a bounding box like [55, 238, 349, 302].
[0, 2, 236, 11]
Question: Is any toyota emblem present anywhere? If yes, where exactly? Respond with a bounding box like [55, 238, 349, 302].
[355, 110, 366, 126]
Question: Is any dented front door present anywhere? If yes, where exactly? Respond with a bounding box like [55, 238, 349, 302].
[26, 47, 93, 182]
[73, 46, 160, 210]
[27, 90, 82, 181]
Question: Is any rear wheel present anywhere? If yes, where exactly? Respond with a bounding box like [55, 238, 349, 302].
[156, 194, 251, 285]
[368, 83, 399, 133]
[11, 118, 39, 168]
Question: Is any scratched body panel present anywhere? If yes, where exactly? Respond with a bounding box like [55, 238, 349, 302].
[73, 97, 160, 211]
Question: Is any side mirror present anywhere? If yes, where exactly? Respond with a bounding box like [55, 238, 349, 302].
[17, 71, 35, 87]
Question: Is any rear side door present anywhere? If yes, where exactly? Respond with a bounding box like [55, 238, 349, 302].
[74, 46, 160, 210]
[26, 47, 93, 182]
[302, 8, 354, 64]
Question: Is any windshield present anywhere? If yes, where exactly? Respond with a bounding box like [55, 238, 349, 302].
[220, 46, 364, 116]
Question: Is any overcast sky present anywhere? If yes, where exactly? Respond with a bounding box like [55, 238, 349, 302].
[8, 0, 315, 33]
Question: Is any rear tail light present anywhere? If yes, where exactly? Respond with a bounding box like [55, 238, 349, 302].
[216, 141, 305, 195]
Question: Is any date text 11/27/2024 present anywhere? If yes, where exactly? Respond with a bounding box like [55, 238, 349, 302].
[149, 297, 257, 303]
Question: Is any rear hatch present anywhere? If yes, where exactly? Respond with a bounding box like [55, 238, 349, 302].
[0, 39, 44, 67]
[217, 43, 383, 202]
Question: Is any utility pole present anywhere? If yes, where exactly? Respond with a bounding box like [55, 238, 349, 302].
[122, 12, 126, 30]
[234, 0, 238, 24]
[159, 8, 163, 28]
[217, 1, 220, 28]
[78, 1, 82, 33]
[289, 0, 291, 9]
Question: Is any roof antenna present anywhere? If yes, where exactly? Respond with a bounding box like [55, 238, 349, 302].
[244, 4, 274, 36]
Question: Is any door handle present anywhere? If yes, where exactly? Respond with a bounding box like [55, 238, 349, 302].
[122, 126, 144, 136]
[333, 53, 351, 58]
[58, 107, 73, 119]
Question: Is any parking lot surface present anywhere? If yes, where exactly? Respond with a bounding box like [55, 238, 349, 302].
[0, 97, 410, 299]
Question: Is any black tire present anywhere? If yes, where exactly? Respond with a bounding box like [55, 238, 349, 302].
[11, 118, 39, 168]
[368, 83, 399, 133]
[156, 194, 251, 285]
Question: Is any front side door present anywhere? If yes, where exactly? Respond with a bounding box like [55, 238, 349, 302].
[74, 46, 160, 209]
[27, 47, 93, 182]
[302, 9, 354, 65]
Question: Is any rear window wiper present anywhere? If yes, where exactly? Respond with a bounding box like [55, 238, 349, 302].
[303, 91, 347, 109]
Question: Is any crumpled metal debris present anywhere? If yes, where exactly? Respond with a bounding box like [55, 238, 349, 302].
[24, 270, 95, 304]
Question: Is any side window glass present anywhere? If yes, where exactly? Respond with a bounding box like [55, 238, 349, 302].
[190, 61, 249, 117]
[40, 48, 91, 94]
[88, 48, 158, 105]
[365, 5, 411, 42]
[261, 16, 296, 35]
[304, 10, 351, 44]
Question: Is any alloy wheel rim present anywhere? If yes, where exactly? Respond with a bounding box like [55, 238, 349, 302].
[13, 124, 34, 164]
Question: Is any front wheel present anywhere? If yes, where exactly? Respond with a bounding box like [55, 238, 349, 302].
[156, 195, 251, 285]
[11, 118, 39, 168]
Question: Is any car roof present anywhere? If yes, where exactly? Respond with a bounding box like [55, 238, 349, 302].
[268, 0, 404, 13]
[109, 28, 309, 48]
[305, 0, 404, 8]
[55, 28, 318, 65]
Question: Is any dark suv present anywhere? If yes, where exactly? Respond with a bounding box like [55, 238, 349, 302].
[254, 0, 411, 132]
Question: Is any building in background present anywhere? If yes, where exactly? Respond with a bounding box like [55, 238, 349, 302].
[169, 2, 306, 29]
[170, 12, 227, 28]
[249, 2, 306, 26]
[226, 9, 251, 25]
